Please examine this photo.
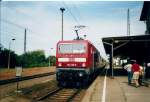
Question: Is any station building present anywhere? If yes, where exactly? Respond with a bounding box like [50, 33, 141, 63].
[102, 1, 150, 78]
[140, 1, 150, 34]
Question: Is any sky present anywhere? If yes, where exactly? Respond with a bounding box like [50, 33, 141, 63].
[0, 1, 146, 59]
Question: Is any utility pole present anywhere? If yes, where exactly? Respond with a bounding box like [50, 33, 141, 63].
[127, 8, 130, 36]
[60, 8, 65, 41]
[8, 38, 15, 69]
[24, 29, 27, 53]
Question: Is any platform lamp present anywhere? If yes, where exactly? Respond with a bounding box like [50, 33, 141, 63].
[60, 7, 65, 41]
[8, 38, 16, 69]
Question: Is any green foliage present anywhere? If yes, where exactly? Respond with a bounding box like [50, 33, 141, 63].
[0, 48, 18, 68]
[21, 50, 56, 68]
[0, 48, 56, 68]
[47, 56, 56, 66]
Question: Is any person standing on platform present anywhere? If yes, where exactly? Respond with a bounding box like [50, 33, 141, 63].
[138, 65, 144, 85]
[124, 60, 133, 85]
[132, 60, 140, 87]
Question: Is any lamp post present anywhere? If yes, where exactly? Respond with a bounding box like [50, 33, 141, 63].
[8, 38, 15, 69]
[60, 7, 65, 41]
[49, 48, 53, 67]
[103, 41, 114, 78]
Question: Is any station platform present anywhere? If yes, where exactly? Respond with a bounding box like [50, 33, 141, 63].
[82, 75, 150, 102]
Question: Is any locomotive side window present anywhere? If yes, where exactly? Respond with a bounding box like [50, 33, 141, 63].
[59, 43, 86, 53]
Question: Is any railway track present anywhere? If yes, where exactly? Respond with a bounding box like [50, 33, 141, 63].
[0, 72, 55, 85]
[36, 88, 85, 102]
[0, 67, 106, 100]
[25, 68, 105, 102]
[34, 68, 106, 102]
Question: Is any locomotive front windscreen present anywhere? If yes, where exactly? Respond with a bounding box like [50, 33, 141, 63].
[59, 43, 86, 54]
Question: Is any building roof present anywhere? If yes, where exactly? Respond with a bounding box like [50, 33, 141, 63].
[102, 35, 150, 63]
[140, 1, 150, 21]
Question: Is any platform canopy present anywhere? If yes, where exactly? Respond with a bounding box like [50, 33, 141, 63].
[102, 35, 150, 64]
[140, 1, 150, 21]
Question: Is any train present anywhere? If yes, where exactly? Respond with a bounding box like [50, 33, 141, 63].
[56, 39, 105, 86]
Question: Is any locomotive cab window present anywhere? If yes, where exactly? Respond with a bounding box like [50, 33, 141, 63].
[72, 44, 86, 53]
[59, 43, 86, 54]
[59, 44, 72, 53]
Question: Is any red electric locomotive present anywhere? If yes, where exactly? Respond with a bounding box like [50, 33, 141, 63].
[56, 40, 103, 86]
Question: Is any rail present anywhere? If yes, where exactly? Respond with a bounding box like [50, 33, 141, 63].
[0, 72, 55, 85]
[36, 88, 83, 102]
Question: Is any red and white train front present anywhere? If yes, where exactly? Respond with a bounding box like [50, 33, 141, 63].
[56, 40, 100, 85]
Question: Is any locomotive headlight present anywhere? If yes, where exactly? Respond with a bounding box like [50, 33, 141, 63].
[58, 63, 62, 67]
[75, 58, 86, 62]
[79, 72, 83, 77]
[82, 63, 86, 67]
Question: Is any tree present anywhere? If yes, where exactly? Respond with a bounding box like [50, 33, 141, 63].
[0, 48, 56, 68]
[47, 56, 56, 66]
[0, 48, 18, 68]
[21, 50, 48, 67]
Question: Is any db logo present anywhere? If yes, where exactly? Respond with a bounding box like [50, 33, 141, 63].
[67, 64, 76, 66]
[69, 58, 75, 62]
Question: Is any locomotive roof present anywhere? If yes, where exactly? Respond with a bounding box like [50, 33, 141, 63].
[58, 40, 93, 45]
[57, 40, 99, 53]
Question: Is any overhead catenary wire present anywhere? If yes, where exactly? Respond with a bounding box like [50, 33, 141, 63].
[1, 19, 25, 29]
[61, 2, 89, 39]
[1, 4, 53, 39]
[2, 2, 82, 39]
[1, 19, 52, 53]
[1, 5, 48, 37]
[4, 6, 42, 25]
[72, 3, 83, 24]
[62, 2, 80, 25]
[1, 3, 58, 55]
[1, 19, 47, 39]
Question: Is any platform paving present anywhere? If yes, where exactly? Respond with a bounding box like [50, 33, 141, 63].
[82, 76, 150, 102]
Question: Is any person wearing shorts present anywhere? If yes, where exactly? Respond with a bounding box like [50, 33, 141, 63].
[138, 65, 144, 85]
[133, 72, 140, 80]
[132, 61, 140, 87]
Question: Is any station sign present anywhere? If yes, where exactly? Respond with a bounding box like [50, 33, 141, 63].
[15, 67, 22, 77]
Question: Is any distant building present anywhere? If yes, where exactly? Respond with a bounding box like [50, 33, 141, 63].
[140, 1, 150, 34]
